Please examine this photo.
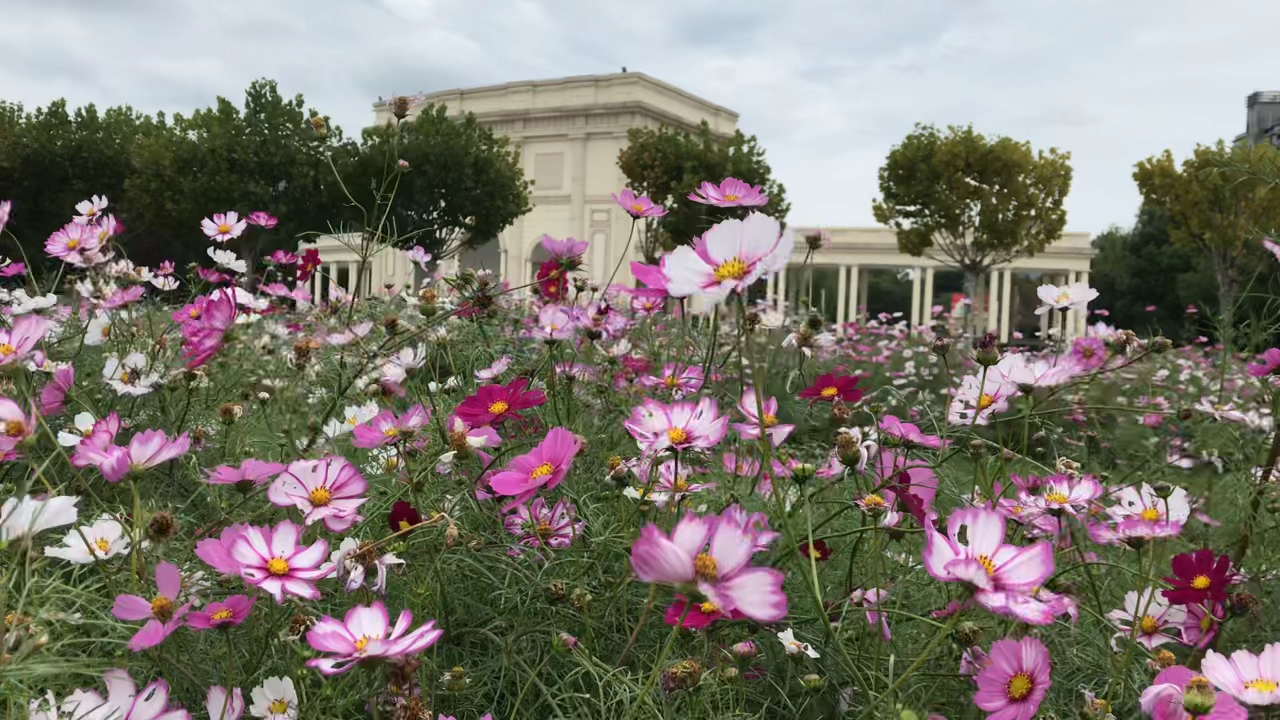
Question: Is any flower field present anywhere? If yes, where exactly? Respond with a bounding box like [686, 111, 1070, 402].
[3, 185, 1280, 720]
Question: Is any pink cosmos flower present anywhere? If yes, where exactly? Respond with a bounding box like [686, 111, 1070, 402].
[1247, 348, 1280, 377]
[0, 398, 37, 455]
[639, 363, 704, 399]
[0, 200, 9, 233]
[875, 450, 939, 526]
[0, 315, 51, 366]
[629, 286, 667, 315]
[475, 355, 512, 381]
[1141, 665, 1247, 720]
[528, 304, 576, 341]
[879, 414, 945, 450]
[112, 561, 191, 651]
[538, 234, 589, 260]
[0, 262, 26, 278]
[1202, 643, 1280, 706]
[1107, 588, 1186, 650]
[1181, 602, 1226, 649]
[632, 458, 716, 506]
[187, 595, 256, 630]
[454, 378, 546, 427]
[664, 592, 747, 629]
[850, 588, 891, 641]
[445, 414, 502, 451]
[1020, 474, 1103, 515]
[732, 387, 794, 446]
[664, 213, 793, 301]
[38, 365, 74, 416]
[630, 258, 670, 291]
[1264, 237, 1280, 264]
[205, 459, 287, 486]
[305, 601, 443, 676]
[45, 221, 101, 266]
[973, 636, 1051, 720]
[246, 211, 278, 229]
[1091, 482, 1190, 543]
[624, 397, 728, 454]
[195, 524, 249, 576]
[503, 497, 583, 550]
[612, 188, 668, 218]
[181, 290, 237, 368]
[59, 668, 191, 720]
[206, 685, 245, 720]
[201, 211, 248, 242]
[98, 429, 191, 483]
[1071, 337, 1108, 371]
[631, 507, 786, 624]
[266, 249, 298, 265]
[225, 520, 330, 603]
[488, 427, 581, 506]
[352, 405, 429, 448]
[923, 508, 1055, 621]
[687, 177, 769, 207]
[268, 456, 369, 532]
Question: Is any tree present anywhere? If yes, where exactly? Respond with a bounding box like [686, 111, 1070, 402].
[1132, 141, 1280, 324]
[871, 124, 1073, 334]
[335, 103, 530, 259]
[618, 121, 790, 261]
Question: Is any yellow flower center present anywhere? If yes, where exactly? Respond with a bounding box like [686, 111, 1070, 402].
[673, 479, 690, 492]
[530, 462, 555, 481]
[382, 427, 400, 438]
[808, 546, 824, 560]
[863, 494, 886, 509]
[188, 308, 201, 318]
[346, 415, 358, 425]
[630, 203, 645, 213]
[667, 427, 688, 445]
[1043, 491, 1070, 504]
[976, 554, 997, 576]
[217, 223, 232, 234]
[94, 538, 110, 553]
[1139, 615, 1159, 634]
[1191, 574, 1212, 590]
[723, 194, 740, 202]
[354, 636, 369, 653]
[663, 375, 679, 388]
[763, 413, 778, 427]
[713, 257, 749, 282]
[1081, 346, 1095, 358]
[4, 420, 25, 437]
[1139, 508, 1161, 522]
[820, 386, 839, 399]
[1006, 672, 1034, 701]
[977, 393, 996, 411]
[535, 519, 552, 535]
[694, 552, 718, 581]
[211, 608, 234, 621]
[1201, 614, 1214, 631]
[150, 595, 173, 622]
[398, 520, 412, 531]
[266, 557, 290, 576]
[309, 487, 332, 506]
[118, 370, 134, 385]
[699, 601, 719, 614]
[269, 699, 290, 714]
[488, 400, 510, 415]
[66, 238, 80, 250]
[1246, 679, 1279, 693]
[0, 344, 15, 356]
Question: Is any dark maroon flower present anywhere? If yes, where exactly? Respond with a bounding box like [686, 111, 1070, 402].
[1162, 548, 1233, 606]
[535, 260, 567, 302]
[798, 373, 863, 404]
[388, 500, 423, 533]
[296, 249, 322, 283]
[454, 378, 546, 427]
[799, 539, 832, 562]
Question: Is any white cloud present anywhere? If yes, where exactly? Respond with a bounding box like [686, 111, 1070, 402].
[3, 0, 1278, 234]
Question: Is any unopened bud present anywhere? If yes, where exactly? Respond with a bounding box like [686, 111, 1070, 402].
[1000, 448, 1016, 462]
[391, 95, 411, 120]
[953, 621, 982, 647]
[968, 438, 986, 457]
[931, 335, 952, 357]
[1182, 675, 1216, 717]
[147, 512, 178, 542]
[554, 632, 580, 652]
[443, 522, 459, 548]
[800, 673, 825, 691]
[729, 640, 758, 660]
[1151, 481, 1176, 500]
[792, 463, 816, 484]
[1151, 336, 1173, 354]
[974, 333, 1000, 367]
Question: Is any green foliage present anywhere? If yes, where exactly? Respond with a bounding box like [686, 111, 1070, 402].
[335, 104, 531, 254]
[617, 122, 789, 260]
[871, 123, 1073, 276]
[1133, 140, 1280, 315]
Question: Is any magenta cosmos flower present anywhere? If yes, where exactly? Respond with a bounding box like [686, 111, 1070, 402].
[612, 187, 668, 218]
[224, 520, 330, 603]
[187, 595, 256, 630]
[352, 405, 429, 448]
[45, 221, 102, 266]
[0, 314, 51, 366]
[538, 234, 589, 261]
[923, 507, 1054, 616]
[1203, 643, 1280, 706]
[630, 258, 670, 291]
[732, 387, 794, 447]
[305, 600, 443, 676]
[799, 373, 863, 404]
[0, 398, 37, 455]
[503, 497, 583, 550]
[180, 290, 237, 368]
[267, 456, 369, 532]
[638, 363, 704, 398]
[1019, 474, 1103, 516]
[879, 414, 945, 450]
[38, 364, 74, 416]
[1163, 548, 1234, 606]
[687, 177, 769, 207]
[488, 427, 581, 506]
[454, 377, 545, 427]
[630, 506, 787, 624]
[205, 459, 286, 486]
[665, 213, 792, 301]
[973, 636, 1051, 720]
[59, 668, 191, 720]
[624, 397, 729, 455]
[1141, 665, 1247, 719]
[112, 561, 191, 652]
[201, 211, 247, 242]
[99, 429, 191, 483]
[245, 211, 278, 229]
[1247, 348, 1280, 377]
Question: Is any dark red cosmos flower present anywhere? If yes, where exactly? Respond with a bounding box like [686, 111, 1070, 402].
[296, 248, 322, 283]
[535, 260, 567, 302]
[1162, 548, 1234, 606]
[799, 539, 832, 562]
[798, 373, 863, 404]
[454, 377, 546, 427]
[388, 500, 423, 533]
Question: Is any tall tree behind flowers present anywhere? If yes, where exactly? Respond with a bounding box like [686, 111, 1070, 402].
[872, 123, 1073, 335]
[618, 121, 789, 261]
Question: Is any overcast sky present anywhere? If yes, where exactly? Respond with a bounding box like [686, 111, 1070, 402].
[2, 0, 1275, 235]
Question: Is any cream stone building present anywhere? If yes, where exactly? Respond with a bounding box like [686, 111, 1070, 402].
[303, 72, 1094, 341]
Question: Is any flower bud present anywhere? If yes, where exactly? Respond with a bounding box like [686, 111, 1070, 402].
[931, 335, 952, 357]
[1182, 675, 1217, 717]
[791, 463, 816, 484]
[1150, 336, 1173, 354]
[147, 511, 179, 542]
[443, 522, 459, 548]
[1151, 481, 1175, 499]
[973, 333, 1000, 367]
[1153, 648, 1177, 669]
[800, 673, 826, 691]
[391, 95, 411, 120]
[953, 621, 982, 647]
[729, 640, 758, 660]
[554, 632, 580, 652]
[662, 659, 703, 692]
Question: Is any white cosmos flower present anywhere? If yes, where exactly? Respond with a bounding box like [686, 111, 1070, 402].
[777, 628, 820, 658]
[1, 495, 79, 542]
[380, 344, 427, 385]
[207, 246, 248, 274]
[43, 514, 130, 564]
[1035, 281, 1099, 315]
[322, 401, 379, 438]
[249, 676, 298, 720]
[150, 275, 180, 291]
[102, 352, 161, 396]
[57, 412, 97, 447]
[329, 536, 404, 594]
[84, 312, 115, 346]
[8, 289, 58, 315]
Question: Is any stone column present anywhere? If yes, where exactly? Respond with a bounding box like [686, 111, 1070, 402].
[836, 264, 848, 329]
[987, 271, 1000, 332]
[921, 267, 936, 327]
[766, 272, 776, 307]
[909, 267, 922, 331]
[1078, 270, 1091, 337]
[777, 266, 789, 314]
[312, 266, 322, 304]
[856, 267, 867, 323]
[999, 270, 1014, 342]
